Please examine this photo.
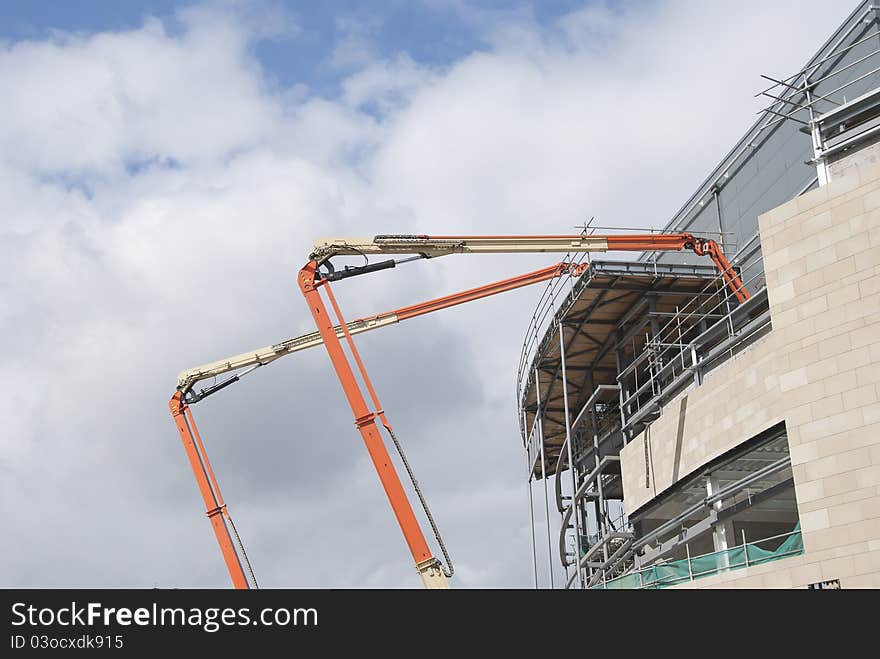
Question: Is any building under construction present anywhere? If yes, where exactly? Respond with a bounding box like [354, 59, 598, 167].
[520, 0, 880, 589]
[171, 0, 880, 590]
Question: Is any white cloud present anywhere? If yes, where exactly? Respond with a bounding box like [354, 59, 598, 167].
[342, 54, 436, 114]
[0, 8, 285, 176]
[0, 0, 857, 587]
[330, 15, 384, 70]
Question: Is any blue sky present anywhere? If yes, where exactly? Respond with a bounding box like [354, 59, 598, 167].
[0, 1, 612, 92]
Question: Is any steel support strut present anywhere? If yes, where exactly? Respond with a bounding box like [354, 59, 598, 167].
[298, 260, 449, 588]
[169, 393, 250, 589]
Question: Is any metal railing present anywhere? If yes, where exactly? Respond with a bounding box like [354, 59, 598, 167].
[593, 527, 804, 589]
[516, 250, 591, 444]
[519, 230, 761, 589]
[756, 6, 880, 132]
[756, 5, 880, 184]
[515, 225, 736, 441]
[617, 243, 769, 436]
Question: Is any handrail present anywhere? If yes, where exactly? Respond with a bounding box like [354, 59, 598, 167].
[557, 456, 620, 567]
[617, 245, 768, 431]
[594, 527, 804, 589]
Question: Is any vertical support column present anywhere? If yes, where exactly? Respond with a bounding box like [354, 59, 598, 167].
[803, 72, 828, 185]
[525, 411, 539, 590]
[647, 296, 661, 396]
[713, 187, 724, 254]
[691, 344, 702, 387]
[591, 397, 609, 573]
[647, 295, 660, 340]
[589, 399, 601, 585]
[534, 366, 555, 589]
[558, 322, 584, 589]
[578, 493, 589, 557]
[706, 475, 730, 571]
[528, 474, 539, 589]
[615, 331, 633, 445]
[615, 340, 626, 438]
[581, 370, 595, 560]
[583, 370, 601, 571]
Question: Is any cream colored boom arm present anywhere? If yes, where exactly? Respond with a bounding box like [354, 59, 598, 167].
[179, 236, 600, 394]
[310, 234, 611, 264]
[177, 259, 590, 396]
[310, 232, 750, 305]
[182, 231, 745, 397]
[176, 313, 398, 395]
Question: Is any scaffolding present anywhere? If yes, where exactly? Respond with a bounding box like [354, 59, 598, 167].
[616, 243, 769, 443]
[516, 1, 880, 590]
[756, 4, 880, 184]
[518, 235, 771, 588]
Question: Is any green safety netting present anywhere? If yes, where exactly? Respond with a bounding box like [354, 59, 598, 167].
[579, 536, 590, 557]
[593, 523, 803, 589]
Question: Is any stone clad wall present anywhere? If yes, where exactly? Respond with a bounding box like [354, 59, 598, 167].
[619, 163, 880, 588]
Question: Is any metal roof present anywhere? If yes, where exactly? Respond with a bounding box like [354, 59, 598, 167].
[521, 259, 723, 479]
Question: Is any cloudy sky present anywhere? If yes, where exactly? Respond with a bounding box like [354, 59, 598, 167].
[0, 0, 856, 588]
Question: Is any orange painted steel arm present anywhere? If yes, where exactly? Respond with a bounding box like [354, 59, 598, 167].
[170, 260, 586, 588]
[178, 261, 589, 398]
[169, 392, 250, 589]
[420, 233, 749, 303]
[298, 261, 448, 587]
[605, 234, 749, 303]
[691, 240, 749, 304]
[411, 234, 749, 303]
[390, 261, 587, 321]
[298, 233, 748, 587]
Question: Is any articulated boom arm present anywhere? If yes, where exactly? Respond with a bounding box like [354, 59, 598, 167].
[170, 260, 587, 588]
[176, 261, 587, 400]
[169, 393, 254, 589]
[311, 234, 614, 262]
[301, 231, 749, 587]
[172, 229, 749, 590]
[311, 232, 748, 303]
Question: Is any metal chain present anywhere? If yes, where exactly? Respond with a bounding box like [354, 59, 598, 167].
[386, 426, 454, 578]
[227, 514, 259, 589]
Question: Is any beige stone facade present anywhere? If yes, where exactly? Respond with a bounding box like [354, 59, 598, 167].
[619, 162, 880, 588]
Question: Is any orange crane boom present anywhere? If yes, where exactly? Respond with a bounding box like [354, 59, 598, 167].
[300, 232, 748, 588]
[169, 395, 252, 589]
[170, 260, 590, 588]
[170, 230, 747, 589]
